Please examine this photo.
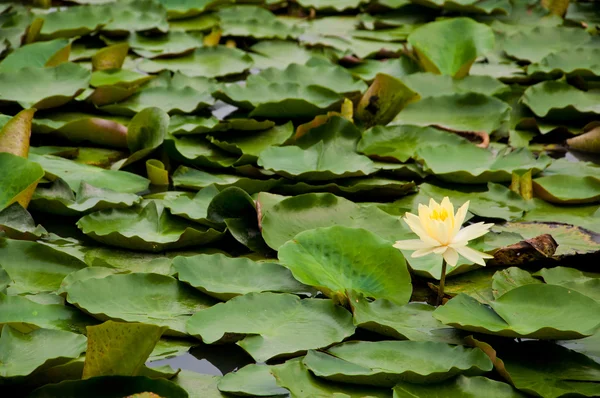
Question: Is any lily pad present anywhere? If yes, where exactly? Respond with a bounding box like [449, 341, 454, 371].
[0, 153, 44, 211]
[172, 166, 280, 194]
[503, 26, 590, 63]
[109, 31, 203, 58]
[407, 17, 495, 77]
[0, 203, 47, 240]
[77, 201, 224, 252]
[400, 73, 509, 98]
[0, 63, 90, 109]
[0, 39, 71, 72]
[538, 267, 600, 303]
[65, 272, 217, 336]
[278, 226, 412, 306]
[0, 293, 96, 334]
[303, 340, 493, 387]
[139, 46, 253, 78]
[433, 284, 600, 339]
[258, 116, 377, 180]
[260, 192, 410, 250]
[217, 364, 289, 397]
[271, 358, 392, 398]
[218, 5, 303, 40]
[0, 238, 87, 294]
[39, 5, 112, 39]
[393, 375, 526, 398]
[392, 93, 511, 135]
[349, 292, 464, 344]
[417, 144, 550, 184]
[31, 179, 141, 216]
[0, 326, 87, 378]
[173, 253, 314, 301]
[29, 153, 149, 193]
[186, 292, 355, 362]
[522, 81, 600, 118]
[528, 47, 600, 79]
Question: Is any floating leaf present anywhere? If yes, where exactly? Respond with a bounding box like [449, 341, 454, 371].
[172, 166, 280, 194]
[0, 63, 90, 109]
[392, 93, 511, 135]
[349, 292, 464, 344]
[218, 5, 303, 40]
[393, 375, 526, 398]
[92, 43, 128, 71]
[433, 284, 600, 339]
[248, 40, 319, 70]
[258, 116, 377, 180]
[261, 192, 410, 250]
[102, 0, 169, 34]
[503, 26, 590, 63]
[29, 153, 149, 193]
[407, 17, 495, 77]
[65, 273, 217, 336]
[173, 253, 313, 301]
[146, 160, 169, 186]
[348, 57, 420, 82]
[400, 73, 509, 98]
[0, 326, 87, 378]
[538, 267, 600, 302]
[83, 321, 166, 378]
[279, 226, 412, 306]
[0, 293, 96, 334]
[139, 46, 253, 78]
[529, 47, 600, 78]
[40, 5, 112, 39]
[217, 364, 289, 397]
[0, 238, 87, 294]
[522, 81, 600, 118]
[303, 340, 493, 387]
[271, 358, 392, 398]
[186, 292, 355, 362]
[77, 201, 224, 252]
[0, 203, 47, 240]
[108, 31, 204, 59]
[0, 39, 70, 72]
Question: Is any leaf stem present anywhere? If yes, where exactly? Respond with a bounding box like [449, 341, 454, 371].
[437, 259, 448, 306]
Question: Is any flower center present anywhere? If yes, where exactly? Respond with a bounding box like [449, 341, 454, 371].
[430, 208, 449, 221]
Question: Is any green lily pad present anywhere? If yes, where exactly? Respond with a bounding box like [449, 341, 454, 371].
[186, 292, 355, 362]
[139, 46, 253, 78]
[0, 293, 96, 334]
[528, 47, 600, 79]
[218, 5, 303, 40]
[31, 179, 141, 216]
[39, 5, 112, 39]
[400, 73, 509, 98]
[271, 358, 392, 398]
[522, 81, 600, 118]
[393, 375, 526, 398]
[0, 62, 90, 109]
[207, 122, 293, 163]
[172, 166, 280, 194]
[522, 199, 600, 234]
[503, 26, 590, 63]
[348, 57, 420, 82]
[77, 201, 224, 252]
[29, 376, 188, 398]
[83, 321, 166, 378]
[162, 185, 220, 226]
[491, 267, 541, 299]
[248, 40, 320, 70]
[0, 326, 87, 378]
[261, 192, 410, 250]
[533, 174, 600, 204]
[296, 0, 363, 10]
[303, 340, 493, 387]
[217, 364, 289, 397]
[358, 124, 468, 163]
[278, 226, 412, 306]
[165, 134, 240, 168]
[538, 267, 600, 303]
[497, 340, 600, 398]
[0, 39, 70, 72]
[258, 116, 377, 180]
[392, 93, 511, 134]
[417, 144, 550, 184]
[0, 153, 44, 211]
[173, 253, 314, 301]
[433, 284, 600, 339]
[169, 115, 220, 135]
[101, 0, 169, 34]
[349, 292, 464, 344]
[407, 17, 495, 77]
[109, 31, 203, 58]
[65, 272, 217, 336]
[57, 267, 124, 296]
[29, 154, 149, 193]
[32, 112, 129, 149]
[101, 73, 215, 116]
[218, 81, 343, 119]
[0, 203, 47, 240]
[0, 238, 87, 294]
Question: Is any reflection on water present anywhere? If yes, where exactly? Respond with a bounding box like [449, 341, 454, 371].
[146, 342, 254, 376]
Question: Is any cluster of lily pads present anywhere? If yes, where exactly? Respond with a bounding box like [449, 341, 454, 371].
[1, 0, 600, 397]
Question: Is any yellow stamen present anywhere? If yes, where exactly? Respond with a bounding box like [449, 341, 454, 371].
[430, 208, 449, 221]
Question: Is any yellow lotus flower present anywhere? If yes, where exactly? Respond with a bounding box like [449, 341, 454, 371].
[393, 197, 493, 267]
